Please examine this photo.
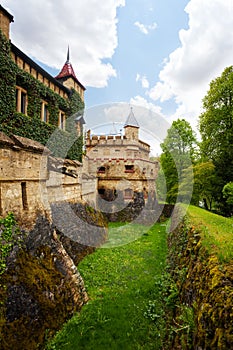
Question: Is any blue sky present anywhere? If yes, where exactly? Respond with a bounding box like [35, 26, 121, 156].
[86, 0, 189, 112]
[2, 0, 233, 152]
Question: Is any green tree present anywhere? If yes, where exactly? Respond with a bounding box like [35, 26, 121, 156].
[199, 66, 233, 214]
[159, 119, 197, 204]
[199, 66, 233, 184]
[223, 182, 233, 205]
[180, 161, 218, 210]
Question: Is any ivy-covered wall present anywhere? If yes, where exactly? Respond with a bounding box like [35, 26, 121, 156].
[0, 29, 84, 161]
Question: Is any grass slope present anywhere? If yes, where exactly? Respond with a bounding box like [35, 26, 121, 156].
[46, 222, 168, 350]
[187, 205, 233, 262]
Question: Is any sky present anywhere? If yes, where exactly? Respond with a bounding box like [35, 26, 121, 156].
[2, 0, 233, 154]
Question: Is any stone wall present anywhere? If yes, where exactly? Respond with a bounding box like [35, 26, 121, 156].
[0, 5, 12, 40]
[167, 205, 233, 349]
[0, 132, 97, 226]
[0, 203, 107, 350]
[0, 132, 49, 227]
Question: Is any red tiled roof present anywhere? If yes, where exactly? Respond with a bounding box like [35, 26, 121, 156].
[55, 61, 77, 80]
[55, 47, 86, 90]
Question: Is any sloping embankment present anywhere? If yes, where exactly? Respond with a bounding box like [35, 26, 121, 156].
[168, 205, 233, 349]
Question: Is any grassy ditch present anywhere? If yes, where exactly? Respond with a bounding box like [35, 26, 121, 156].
[45, 221, 182, 350]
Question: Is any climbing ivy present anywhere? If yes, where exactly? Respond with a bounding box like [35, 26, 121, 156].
[0, 113, 83, 161]
[0, 29, 85, 161]
[0, 30, 17, 118]
[0, 212, 21, 276]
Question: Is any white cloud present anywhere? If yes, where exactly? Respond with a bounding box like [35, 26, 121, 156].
[136, 74, 149, 89]
[2, 0, 125, 87]
[134, 21, 157, 35]
[148, 0, 233, 126]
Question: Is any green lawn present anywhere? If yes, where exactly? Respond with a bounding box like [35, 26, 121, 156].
[45, 222, 169, 350]
[187, 205, 233, 262]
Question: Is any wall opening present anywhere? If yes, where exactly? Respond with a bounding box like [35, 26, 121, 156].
[21, 182, 28, 210]
[124, 188, 133, 199]
[125, 165, 134, 173]
[98, 166, 106, 174]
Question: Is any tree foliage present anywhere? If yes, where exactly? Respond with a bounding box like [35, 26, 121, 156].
[199, 66, 233, 214]
[199, 66, 233, 183]
[158, 119, 197, 204]
[223, 182, 233, 206]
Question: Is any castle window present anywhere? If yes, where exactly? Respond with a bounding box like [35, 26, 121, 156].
[41, 101, 49, 123]
[59, 111, 66, 130]
[98, 188, 105, 196]
[21, 182, 28, 210]
[124, 188, 133, 199]
[98, 166, 106, 174]
[125, 165, 134, 173]
[16, 86, 27, 114]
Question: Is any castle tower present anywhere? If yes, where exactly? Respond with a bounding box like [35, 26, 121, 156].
[124, 107, 139, 141]
[55, 47, 86, 101]
[0, 5, 14, 40]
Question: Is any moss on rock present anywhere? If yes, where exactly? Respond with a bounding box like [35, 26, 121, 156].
[167, 205, 233, 349]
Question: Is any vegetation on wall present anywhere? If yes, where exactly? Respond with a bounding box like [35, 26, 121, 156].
[0, 212, 22, 276]
[0, 29, 84, 161]
[0, 112, 83, 161]
[0, 30, 17, 117]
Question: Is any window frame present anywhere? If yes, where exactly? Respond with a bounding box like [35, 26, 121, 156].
[41, 101, 49, 123]
[16, 86, 28, 115]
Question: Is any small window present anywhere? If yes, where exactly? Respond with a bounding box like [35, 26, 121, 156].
[143, 187, 148, 199]
[21, 92, 27, 114]
[21, 182, 28, 210]
[41, 101, 49, 123]
[124, 188, 133, 199]
[98, 188, 105, 195]
[16, 86, 27, 114]
[125, 165, 134, 173]
[98, 166, 106, 174]
[59, 111, 66, 130]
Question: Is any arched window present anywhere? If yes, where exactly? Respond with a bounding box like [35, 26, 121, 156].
[98, 166, 106, 174]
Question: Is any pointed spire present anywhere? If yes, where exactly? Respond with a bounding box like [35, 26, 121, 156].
[124, 107, 139, 128]
[55, 46, 77, 80]
[66, 45, 70, 63]
[109, 122, 118, 135]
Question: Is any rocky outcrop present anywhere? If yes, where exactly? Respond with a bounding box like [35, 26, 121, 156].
[0, 202, 107, 350]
